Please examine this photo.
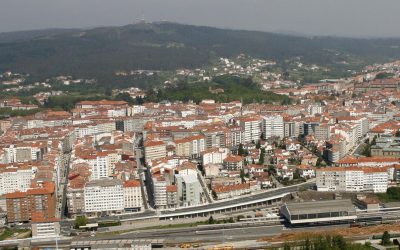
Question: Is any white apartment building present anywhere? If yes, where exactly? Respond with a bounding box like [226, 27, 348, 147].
[333, 124, 359, 150]
[31, 221, 61, 238]
[307, 104, 324, 116]
[175, 135, 205, 158]
[363, 169, 388, 193]
[284, 121, 300, 138]
[317, 167, 388, 193]
[152, 176, 167, 208]
[202, 148, 229, 165]
[107, 108, 127, 118]
[144, 141, 166, 163]
[338, 116, 369, 139]
[84, 179, 124, 215]
[96, 121, 117, 133]
[262, 115, 284, 139]
[123, 180, 143, 212]
[0, 166, 36, 195]
[4, 145, 43, 163]
[74, 122, 116, 138]
[84, 151, 121, 180]
[87, 154, 108, 180]
[74, 124, 98, 138]
[175, 173, 202, 207]
[106, 152, 121, 177]
[239, 117, 261, 143]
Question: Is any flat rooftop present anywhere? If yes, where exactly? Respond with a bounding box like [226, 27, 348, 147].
[283, 199, 356, 215]
[85, 178, 122, 188]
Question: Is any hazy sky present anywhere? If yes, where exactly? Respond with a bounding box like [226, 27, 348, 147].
[1, 0, 400, 37]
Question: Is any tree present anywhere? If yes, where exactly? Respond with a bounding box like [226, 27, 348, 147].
[316, 157, 326, 167]
[236, 215, 245, 222]
[208, 216, 215, 224]
[396, 130, 400, 137]
[283, 243, 291, 250]
[383, 187, 400, 201]
[293, 169, 301, 180]
[371, 135, 377, 145]
[381, 231, 391, 246]
[259, 148, 265, 165]
[304, 238, 311, 250]
[376, 72, 394, 79]
[240, 169, 246, 183]
[268, 165, 276, 175]
[114, 92, 135, 104]
[74, 216, 88, 229]
[332, 235, 346, 249]
[362, 144, 371, 157]
[135, 96, 144, 105]
[238, 144, 245, 156]
[256, 140, 261, 149]
[283, 71, 290, 80]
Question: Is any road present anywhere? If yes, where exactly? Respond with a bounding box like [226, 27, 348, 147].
[11, 223, 351, 249]
[59, 179, 315, 232]
[113, 224, 285, 242]
[59, 181, 314, 236]
[197, 169, 213, 203]
[350, 135, 369, 156]
[160, 180, 315, 216]
[135, 142, 150, 211]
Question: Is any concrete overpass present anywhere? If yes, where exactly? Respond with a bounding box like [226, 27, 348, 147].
[120, 181, 316, 221]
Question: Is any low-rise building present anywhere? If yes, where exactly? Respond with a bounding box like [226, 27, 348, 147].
[281, 199, 357, 225]
[223, 155, 243, 171]
[213, 183, 251, 200]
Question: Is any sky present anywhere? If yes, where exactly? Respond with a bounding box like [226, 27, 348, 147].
[1, 0, 400, 37]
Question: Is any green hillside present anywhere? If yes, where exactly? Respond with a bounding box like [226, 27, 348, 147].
[1, 22, 400, 87]
[147, 75, 291, 104]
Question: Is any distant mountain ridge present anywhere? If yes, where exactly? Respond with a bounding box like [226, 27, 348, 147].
[1, 22, 400, 81]
[0, 28, 81, 43]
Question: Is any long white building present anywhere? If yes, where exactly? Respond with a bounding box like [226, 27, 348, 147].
[316, 167, 388, 193]
[84, 179, 124, 215]
[0, 166, 36, 195]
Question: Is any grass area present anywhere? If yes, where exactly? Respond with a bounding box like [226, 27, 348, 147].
[95, 221, 209, 237]
[377, 187, 400, 203]
[95, 217, 235, 238]
[98, 221, 121, 228]
[0, 228, 31, 241]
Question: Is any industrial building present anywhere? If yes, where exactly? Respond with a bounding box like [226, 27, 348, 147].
[280, 199, 357, 225]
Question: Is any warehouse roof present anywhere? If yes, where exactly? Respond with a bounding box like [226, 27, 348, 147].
[283, 199, 356, 215]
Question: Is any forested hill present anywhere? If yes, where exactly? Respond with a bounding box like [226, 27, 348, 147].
[1, 22, 400, 80]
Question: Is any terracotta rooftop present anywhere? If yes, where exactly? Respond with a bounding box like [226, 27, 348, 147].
[123, 180, 141, 188]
